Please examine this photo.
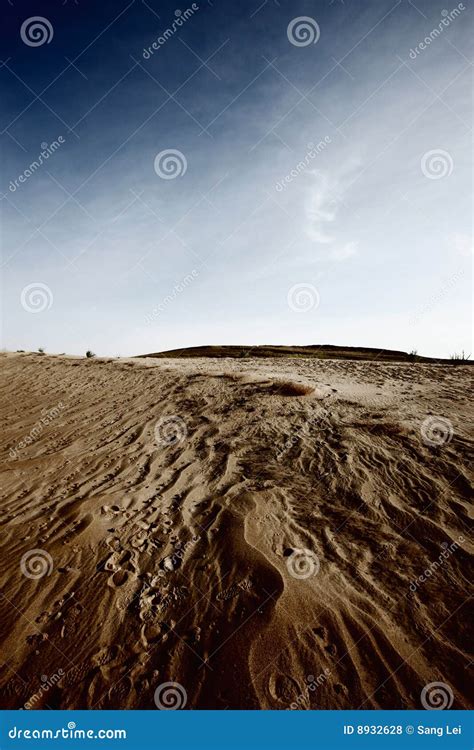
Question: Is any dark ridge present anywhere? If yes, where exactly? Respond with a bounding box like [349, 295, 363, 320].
[137, 345, 472, 365]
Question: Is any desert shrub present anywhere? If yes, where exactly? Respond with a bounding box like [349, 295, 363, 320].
[270, 381, 314, 397]
[450, 350, 470, 364]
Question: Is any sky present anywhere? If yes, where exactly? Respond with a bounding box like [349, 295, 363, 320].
[1, 0, 472, 358]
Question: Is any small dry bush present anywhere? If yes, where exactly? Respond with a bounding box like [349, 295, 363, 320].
[270, 381, 314, 397]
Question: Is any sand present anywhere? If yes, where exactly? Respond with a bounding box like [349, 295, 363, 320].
[0, 351, 472, 710]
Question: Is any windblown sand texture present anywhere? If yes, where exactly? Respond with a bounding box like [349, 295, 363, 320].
[0, 352, 472, 709]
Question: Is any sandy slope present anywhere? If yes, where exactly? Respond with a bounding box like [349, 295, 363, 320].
[0, 352, 472, 710]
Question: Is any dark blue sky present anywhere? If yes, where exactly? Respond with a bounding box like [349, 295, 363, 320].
[1, 0, 472, 356]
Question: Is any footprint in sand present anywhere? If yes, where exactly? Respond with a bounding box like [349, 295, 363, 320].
[268, 673, 302, 706]
[313, 626, 338, 657]
[108, 570, 129, 588]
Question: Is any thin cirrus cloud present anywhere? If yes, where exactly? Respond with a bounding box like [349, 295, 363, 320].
[330, 241, 359, 262]
[304, 162, 361, 260]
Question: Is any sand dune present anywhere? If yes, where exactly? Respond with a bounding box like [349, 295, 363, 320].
[0, 351, 472, 710]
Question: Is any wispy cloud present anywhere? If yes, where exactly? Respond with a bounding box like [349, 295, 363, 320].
[305, 163, 361, 260]
[305, 171, 339, 244]
[330, 240, 359, 261]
